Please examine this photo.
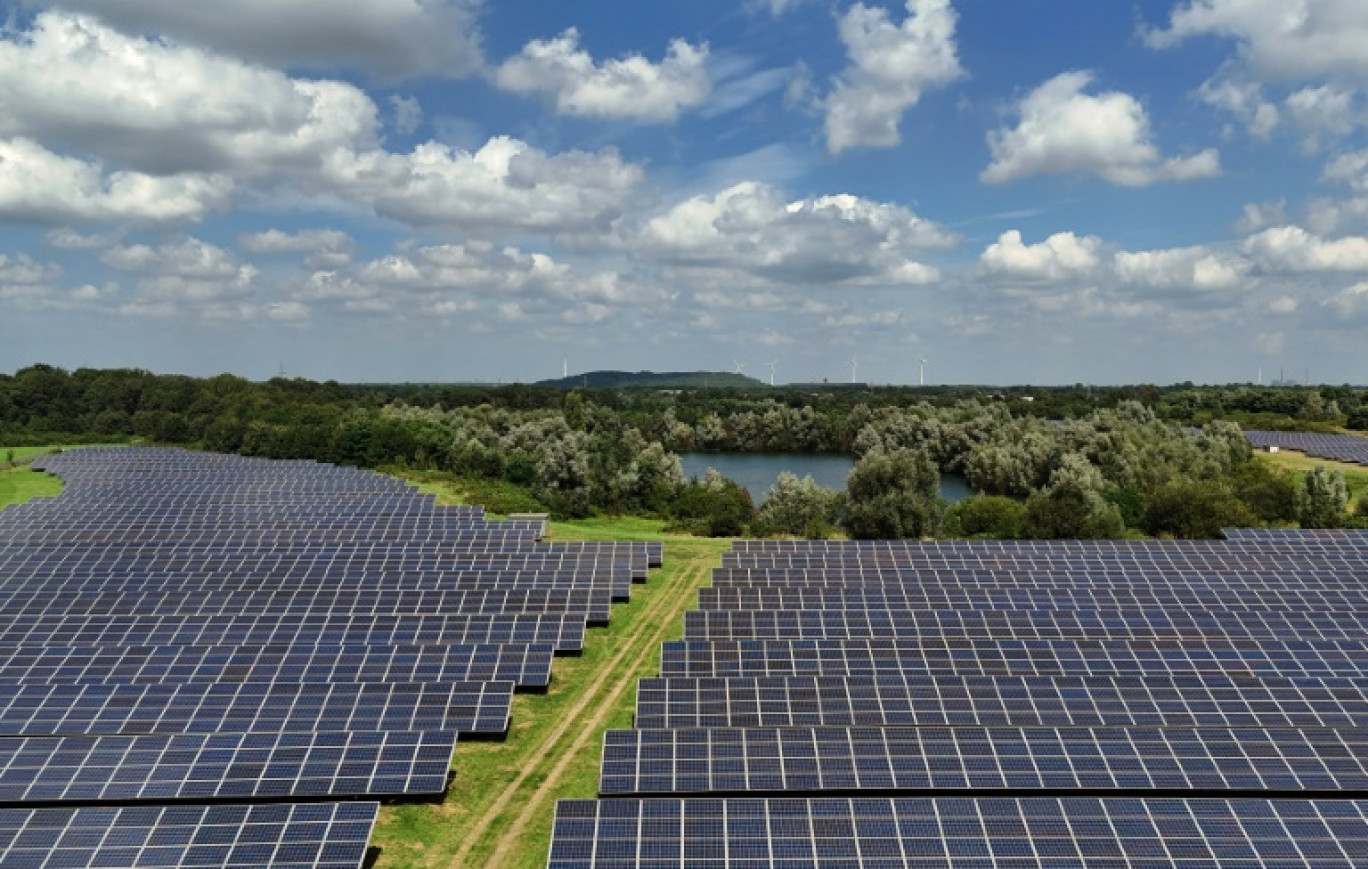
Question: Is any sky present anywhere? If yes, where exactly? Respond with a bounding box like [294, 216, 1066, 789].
[2, 0, 1368, 386]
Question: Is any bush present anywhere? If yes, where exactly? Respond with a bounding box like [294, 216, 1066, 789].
[841, 448, 944, 540]
[1299, 465, 1349, 529]
[753, 472, 839, 538]
[667, 471, 755, 537]
[1140, 479, 1255, 539]
[943, 495, 1026, 539]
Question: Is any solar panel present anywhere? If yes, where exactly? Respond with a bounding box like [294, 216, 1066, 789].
[547, 797, 1368, 868]
[0, 642, 556, 688]
[0, 612, 587, 650]
[681, 608, 1368, 641]
[634, 674, 1368, 730]
[0, 801, 378, 868]
[0, 729, 457, 803]
[0, 680, 513, 736]
[658, 637, 1368, 680]
[600, 726, 1368, 796]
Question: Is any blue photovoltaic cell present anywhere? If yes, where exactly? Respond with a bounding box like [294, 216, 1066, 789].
[547, 797, 1368, 869]
[0, 801, 378, 868]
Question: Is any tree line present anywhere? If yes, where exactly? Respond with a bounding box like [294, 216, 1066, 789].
[3, 364, 1365, 537]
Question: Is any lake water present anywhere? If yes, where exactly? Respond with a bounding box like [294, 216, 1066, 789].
[679, 452, 972, 504]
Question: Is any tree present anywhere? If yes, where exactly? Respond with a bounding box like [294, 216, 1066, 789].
[841, 448, 944, 540]
[1023, 453, 1125, 539]
[1298, 465, 1349, 529]
[1141, 479, 1255, 539]
[943, 495, 1026, 539]
[754, 472, 838, 538]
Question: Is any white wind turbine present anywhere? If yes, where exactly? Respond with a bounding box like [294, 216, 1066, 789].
[767, 361, 777, 387]
[849, 356, 859, 384]
[918, 357, 930, 387]
[732, 360, 745, 376]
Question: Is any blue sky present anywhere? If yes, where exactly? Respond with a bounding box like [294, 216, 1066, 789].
[2, 0, 1367, 385]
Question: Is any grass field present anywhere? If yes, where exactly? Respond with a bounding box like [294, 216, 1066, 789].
[1255, 450, 1368, 510]
[0, 445, 69, 508]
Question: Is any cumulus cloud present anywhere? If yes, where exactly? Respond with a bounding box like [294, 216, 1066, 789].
[1145, 0, 1368, 82]
[295, 240, 656, 323]
[1113, 246, 1250, 290]
[1323, 281, 1368, 317]
[0, 13, 643, 235]
[31, 0, 486, 80]
[1197, 76, 1280, 139]
[823, 0, 963, 154]
[0, 253, 61, 285]
[0, 13, 379, 176]
[239, 229, 357, 269]
[99, 238, 259, 319]
[495, 29, 710, 122]
[323, 138, 642, 233]
[980, 230, 1102, 280]
[983, 72, 1221, 186]
[1243, 225, 1368, 271]
[1324, 150, 1368, 193]
[639, 181, 954, 285]
[0, 138, 231, 224]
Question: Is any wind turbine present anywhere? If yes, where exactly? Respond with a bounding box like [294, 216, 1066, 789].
[849, 356, 859, 384]
[918, 357, 930, 387]
[562, 357, 569, 380]
[732, 360, 745, 376]
[767, 361, 777, 387]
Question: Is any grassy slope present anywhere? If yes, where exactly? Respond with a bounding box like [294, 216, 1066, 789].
[373, 474, 728, 868]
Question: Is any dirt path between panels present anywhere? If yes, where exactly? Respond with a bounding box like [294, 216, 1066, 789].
[361, 533, 727, 869]
[463, 546, 715, 868]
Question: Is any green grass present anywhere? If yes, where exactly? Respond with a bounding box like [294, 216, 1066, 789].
[1255, 451, 1368, 510]
[374, 473, 729, 868]
[0, 444, 80, 509]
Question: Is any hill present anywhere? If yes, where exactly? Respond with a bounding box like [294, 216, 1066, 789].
[534, 370, 766, 389]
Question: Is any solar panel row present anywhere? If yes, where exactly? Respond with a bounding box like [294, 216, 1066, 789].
[0, 446, 664, 866]
[552, 530, 1368, 866]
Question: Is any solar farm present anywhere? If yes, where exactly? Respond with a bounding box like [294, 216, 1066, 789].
[1245, 431, 1368, 465]
[552, 532, 1368, 867]
[0, 447, 663, 868]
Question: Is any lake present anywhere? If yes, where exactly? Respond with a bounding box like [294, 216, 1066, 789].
[679, 452, 972, 504]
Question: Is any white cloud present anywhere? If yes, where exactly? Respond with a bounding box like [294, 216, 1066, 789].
[0, 13, 642, 236]
[980, 230, 1102, 280]
[1236, 199, 1288, 233]
[389, 95, 423, 134]
[982, 71, 1221, 186]
[0, 253, 61, 285]
[1323, 281, 1368, 317]
[1145, 0, 1368, 82]
[0, 138, 231, 224]
[495, 29, 710, 122]
[239, 229, 356, 268]
[823, 0, 963, 154]
[44, 228, 123, 250]
[1113, 246, 1250, 290]
[1244, 225, 1368, 271]
[1197, 76, 1280, 139]
[0, 13, 378, 176]
[34, 0, 485, 80]
[639, 181, 953, 285]
[324, 138, 642, 233]
[1324, 150, 1368, 193]
[1267, 294, 1299, 315]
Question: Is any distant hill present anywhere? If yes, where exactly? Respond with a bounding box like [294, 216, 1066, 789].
[535, 370, 766, 389]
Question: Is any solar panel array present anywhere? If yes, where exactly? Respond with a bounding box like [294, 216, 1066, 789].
[1245, 430, 1368, 465]
[552, 531, 1368, 867]
[0, 447, 663, 866]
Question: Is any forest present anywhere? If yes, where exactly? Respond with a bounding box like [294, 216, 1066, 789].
[3, 363, 1366, 538]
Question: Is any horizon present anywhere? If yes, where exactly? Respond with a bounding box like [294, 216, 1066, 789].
[2, 2, 1367, 384]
